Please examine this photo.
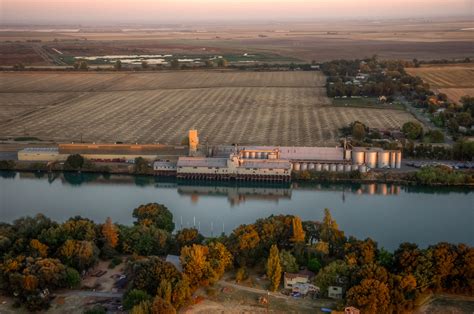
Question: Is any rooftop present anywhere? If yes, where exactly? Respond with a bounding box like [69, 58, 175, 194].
[177, 157, 228, 168]
[58, 143, 187, 156]
[241, 159, 292, 170]
[20, 147, 59, 153]
[242, 146, 345, 161]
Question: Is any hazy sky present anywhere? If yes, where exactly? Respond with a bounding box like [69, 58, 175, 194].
[1, 0, 473, 24]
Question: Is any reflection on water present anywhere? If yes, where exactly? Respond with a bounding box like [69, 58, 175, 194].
[2, 171, 473, 251]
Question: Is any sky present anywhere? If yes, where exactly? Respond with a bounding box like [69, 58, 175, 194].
[1, 0, 473, 24]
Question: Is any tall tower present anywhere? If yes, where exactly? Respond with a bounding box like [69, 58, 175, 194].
[189, 129, 199, 155]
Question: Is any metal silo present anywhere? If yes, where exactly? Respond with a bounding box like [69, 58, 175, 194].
[301, 163, 308, 171]
[352, 150, 365, 165]
[377, 151, 390, 168]
[244, 151, 250, 159]
[351, 164, 359, 171]
[358, 165, 367, 173]
[365, 151, 377, 168]
[337, 164, 344, 172]
[396, 151, 402, 169]
[308, 163, 315, 170]
[322, 164, 329, 171]
[250, 152, 256, 159]
[390, 152, 396, 168]
[315, 163, 322, 171]
[293, 162, 300, 171]
[344, 164, 352, 172]
[330, 164, 337, 172]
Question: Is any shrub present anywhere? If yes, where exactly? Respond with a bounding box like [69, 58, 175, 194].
[108, 256, 122, 269]
[123, 289, 152, 310]
[0, 160, 15, 170]
[64, 154, 85, 170]
[402, 122, 423, 140]
[308, 258, 322, 273]
[83, 305, 106, 314]
[235, 267, 248, 283]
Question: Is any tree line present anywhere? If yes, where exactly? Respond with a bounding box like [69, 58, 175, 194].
[0, 205, 472, 313]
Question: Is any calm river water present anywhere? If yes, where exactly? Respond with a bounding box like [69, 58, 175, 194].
[1, 171, 473, 251]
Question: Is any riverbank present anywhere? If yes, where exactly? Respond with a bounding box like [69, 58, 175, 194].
[2, 159, 474, 187]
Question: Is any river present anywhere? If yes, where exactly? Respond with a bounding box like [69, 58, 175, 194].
[1, 171, 473, 251]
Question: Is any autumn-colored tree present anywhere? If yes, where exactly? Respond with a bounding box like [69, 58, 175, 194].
[428, 242, 457, 291]
[23, 274, 39, 292]
[131, 300, 152, 314]
[352, 263, 389, 286]
[180, 244, 211, 288]
[102, 217, 118, 249]
[388, 274, 417, 313]
[175, 228, 204, 250]
[234, 225, 260, 251]
[290, 216, 305, 243]
[30, 239, 48, 258]
[123, 289, 152, 310]
[132, 203, 175, 232]
[346, 279, 390, 314]
[151, 296, 176, 314]
[320, 209, 345, 255]
[171, 276, 192, 309]
[344, 237, 377, 266]
[314, 260, 350, 295]
[157, 279, 172, 304]
[266, 244, 282, 292]
[208, 242, 233, 281]
[59, 240, 98, 271]
[61, 217, 96, 241]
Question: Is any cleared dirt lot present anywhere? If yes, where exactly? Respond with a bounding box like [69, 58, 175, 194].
[0, 71, 417, 146]
[406, 64, 474, 103]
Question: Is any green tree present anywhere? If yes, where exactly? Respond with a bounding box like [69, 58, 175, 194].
[114, 60, 122, 70]
[279, 250, 298, 273]
[175, 228, 204, 250]
[266, 244, 282, 291]
[132, 203, 175, 232]
[134, 157, 151, 174]
[351, 121, 367, 140]
[402, 122, 423, 140]
[170, 59, 179, 69]
[308, 258, 321, 273]
[314, 260, 349, 295]
[123, 289, 152, 310]
[64, 154, 85, 170]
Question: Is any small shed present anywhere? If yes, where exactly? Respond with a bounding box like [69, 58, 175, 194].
[328, 286, 343, 299]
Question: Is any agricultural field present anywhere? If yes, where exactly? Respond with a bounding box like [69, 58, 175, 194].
[406, 64, 474, 104]
[0, 71, 417, 146]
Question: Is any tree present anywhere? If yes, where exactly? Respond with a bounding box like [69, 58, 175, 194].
[217, 58, 228, 68]
[123, 289, 152, 310]
[180, 244, 213, 288]
[320, 208, 345, 256]
[279, 250, 298, 273]
[346, 279, 390, 314]
[344, 237, 377, 266]
[308, 258, 321, 273]
[426, 130, 445, 143]
[290, 216, 305, 243]
[141, 61, 149, 69]
[134, 157, 150, 174]
[175, 228, 204, 250]
[120, 225, 170, 256]
[170, 59, 179, 69]
[151, 296, 176, 314]
[74, 60, 88, 70]
[402, 122, 423, 140]
[30, 239, 48, 258]
[114, 60, 122, 71]
[102, 217, 118, 249]
[266, 244, 282, 291]
[351, 121, 367, 140]
[64, 154, 84, 170]
[314, 260, 349, 295]
[132, 203, 175, 232]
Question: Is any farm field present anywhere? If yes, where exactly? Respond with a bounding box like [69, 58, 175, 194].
[0, 71, 417, 146]
[406, 64, 474, 103]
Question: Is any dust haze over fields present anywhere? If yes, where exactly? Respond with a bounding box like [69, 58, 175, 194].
[1, 0, 473, 24]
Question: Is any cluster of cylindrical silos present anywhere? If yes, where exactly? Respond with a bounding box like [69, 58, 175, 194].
[241, 150, 278, 160]
[351, 149, 402, 169]
[292, 162, 367, 173]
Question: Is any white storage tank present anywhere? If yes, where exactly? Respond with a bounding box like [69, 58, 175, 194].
[244, 151, 250, 159]
[351, 164, 359, 171]
[352, 151, 365, 165]
[344, 164, 352, 172]
[293, 162, 300, 171]
[250, 152, 256, 159]
[396, 151, 402, 169]
[330, 164, 337, 172]
[390, 152, 396, 168]
[337, 164, 344, 172]
[365, 151, 377, 169]
[261, 152, 268, 159]
[377, 151, 390, 168]
[308, 163, 315, 170]
[322, 164, 329, 171]
[315, 163, 322, 171]
[255, 152, 261, 159]
[344, 149, 352, 160]
[359, 165, 368, 173]
[301, 163, 308, 171]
